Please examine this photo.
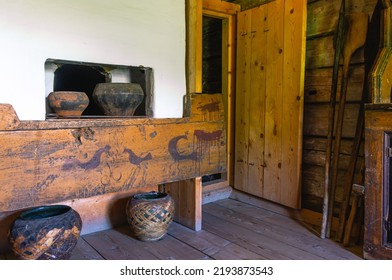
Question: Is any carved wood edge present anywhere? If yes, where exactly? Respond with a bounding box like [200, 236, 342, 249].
[0, 94, 225, 131]
[370, 4, 392, 103]
[0, 104, 20, 130]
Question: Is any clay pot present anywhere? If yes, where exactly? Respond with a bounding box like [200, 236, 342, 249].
[126, 192, 175, 241]
[8, 205, 82, 260]
[47, 91, 89, 117]
[92, 83, 144, 116]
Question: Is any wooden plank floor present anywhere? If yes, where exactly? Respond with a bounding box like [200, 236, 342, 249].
[3, 198, 363, 260]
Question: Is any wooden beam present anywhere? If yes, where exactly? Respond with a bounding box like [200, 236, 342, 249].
[203, 0, 240, 15]
[186, 0, 203, 94]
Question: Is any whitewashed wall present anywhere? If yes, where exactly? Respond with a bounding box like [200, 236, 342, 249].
[0, 0, 186, 120]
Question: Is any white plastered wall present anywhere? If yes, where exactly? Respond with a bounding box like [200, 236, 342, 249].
[0, 0, 186, 120]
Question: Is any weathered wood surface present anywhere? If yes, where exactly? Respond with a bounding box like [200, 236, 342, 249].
[305, 35, 365, 70]
[303, 103, 360, 137]
[307, 0, 377, 38]
[232, 0, 275, 11]
[164, 177, 203, 231]
[3, 197, 363, 259]
[234, 0, 306, 209]
[364, 108, 392, 259]
[302, 0, 377, 217]
[370, 5, 392, 103]
[0, 94, 226, 212]
[305, 65, 365, 103]
[203, 0, 240, 14]
[281, 0, 307, 208]
[0, 104, 20, 131]
[370, 47, 392, 103]
[69, 238, 105, 260]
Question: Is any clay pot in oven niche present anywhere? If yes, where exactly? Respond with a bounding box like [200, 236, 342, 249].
[92, 82, 144, 116]
[8, 205, 82, 260]
[47, 91, 89, 117]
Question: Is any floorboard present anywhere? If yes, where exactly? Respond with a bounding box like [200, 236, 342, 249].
[203, 211, 318, 259]
[70, 237, 104, 260]
[1, 198, 363, 260]
[205, 201, 359, 259]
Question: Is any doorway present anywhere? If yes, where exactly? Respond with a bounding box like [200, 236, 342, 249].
[201, 2, 239, 190]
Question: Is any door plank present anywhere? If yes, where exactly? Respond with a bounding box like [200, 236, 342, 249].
[234, 0, 306, 209]
[280, 0, 306, 208]
[234, 10, 252, 193]
[247, 5, 267, 198]
[262, 0, 284, 202]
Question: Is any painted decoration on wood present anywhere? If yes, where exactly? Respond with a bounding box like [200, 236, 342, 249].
[0, 94, 226, 212]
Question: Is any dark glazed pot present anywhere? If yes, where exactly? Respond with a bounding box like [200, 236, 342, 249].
[126, 192, 175, 241]
[93, 82, 144, 116]
[47, 91, 89, 117]
[8, 205, 82, 260]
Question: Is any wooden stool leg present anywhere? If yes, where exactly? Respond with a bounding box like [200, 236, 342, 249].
[164, 177, 202, 231]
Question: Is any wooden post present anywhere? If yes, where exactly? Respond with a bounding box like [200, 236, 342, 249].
[165, 177, 202, 231]
[186, 0, 203, 94]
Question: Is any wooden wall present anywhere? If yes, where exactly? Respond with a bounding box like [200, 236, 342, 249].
[227, 0, 379, 216]
[302, 0, 378, 213]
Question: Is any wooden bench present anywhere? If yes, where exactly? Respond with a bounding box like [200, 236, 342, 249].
[0, 93, 226, 253]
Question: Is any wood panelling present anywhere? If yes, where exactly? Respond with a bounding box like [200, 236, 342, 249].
[234, 0, 306, 209]
[302, 0, 378, 216]
[305, 35, 365, 69]
[303, 103, 360, 138]
[305, 65, 365, 103]
[262, 0, 284, 204]
[281, 0, 307, 207]
[307, 0, 377, 38]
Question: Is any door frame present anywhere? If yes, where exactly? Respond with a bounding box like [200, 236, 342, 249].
[187, 0, 240, 190]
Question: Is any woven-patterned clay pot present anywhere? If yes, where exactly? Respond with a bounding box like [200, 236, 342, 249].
[8, 205, 82, 260]
[47, 91, 89, 117]
[126, 192, 175, 241]
[93, 82, 144, 116]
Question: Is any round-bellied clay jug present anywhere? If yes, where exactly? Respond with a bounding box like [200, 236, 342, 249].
[8, 205, 82, 260]
[92, 82, 144, 116]
[47, 91, 89, 117]
[126, 191, 175, 241]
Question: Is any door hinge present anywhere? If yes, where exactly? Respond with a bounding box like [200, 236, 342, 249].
[387, 147, 392, 157]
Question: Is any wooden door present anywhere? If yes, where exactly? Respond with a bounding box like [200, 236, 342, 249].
[234, 0, 306, 209]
